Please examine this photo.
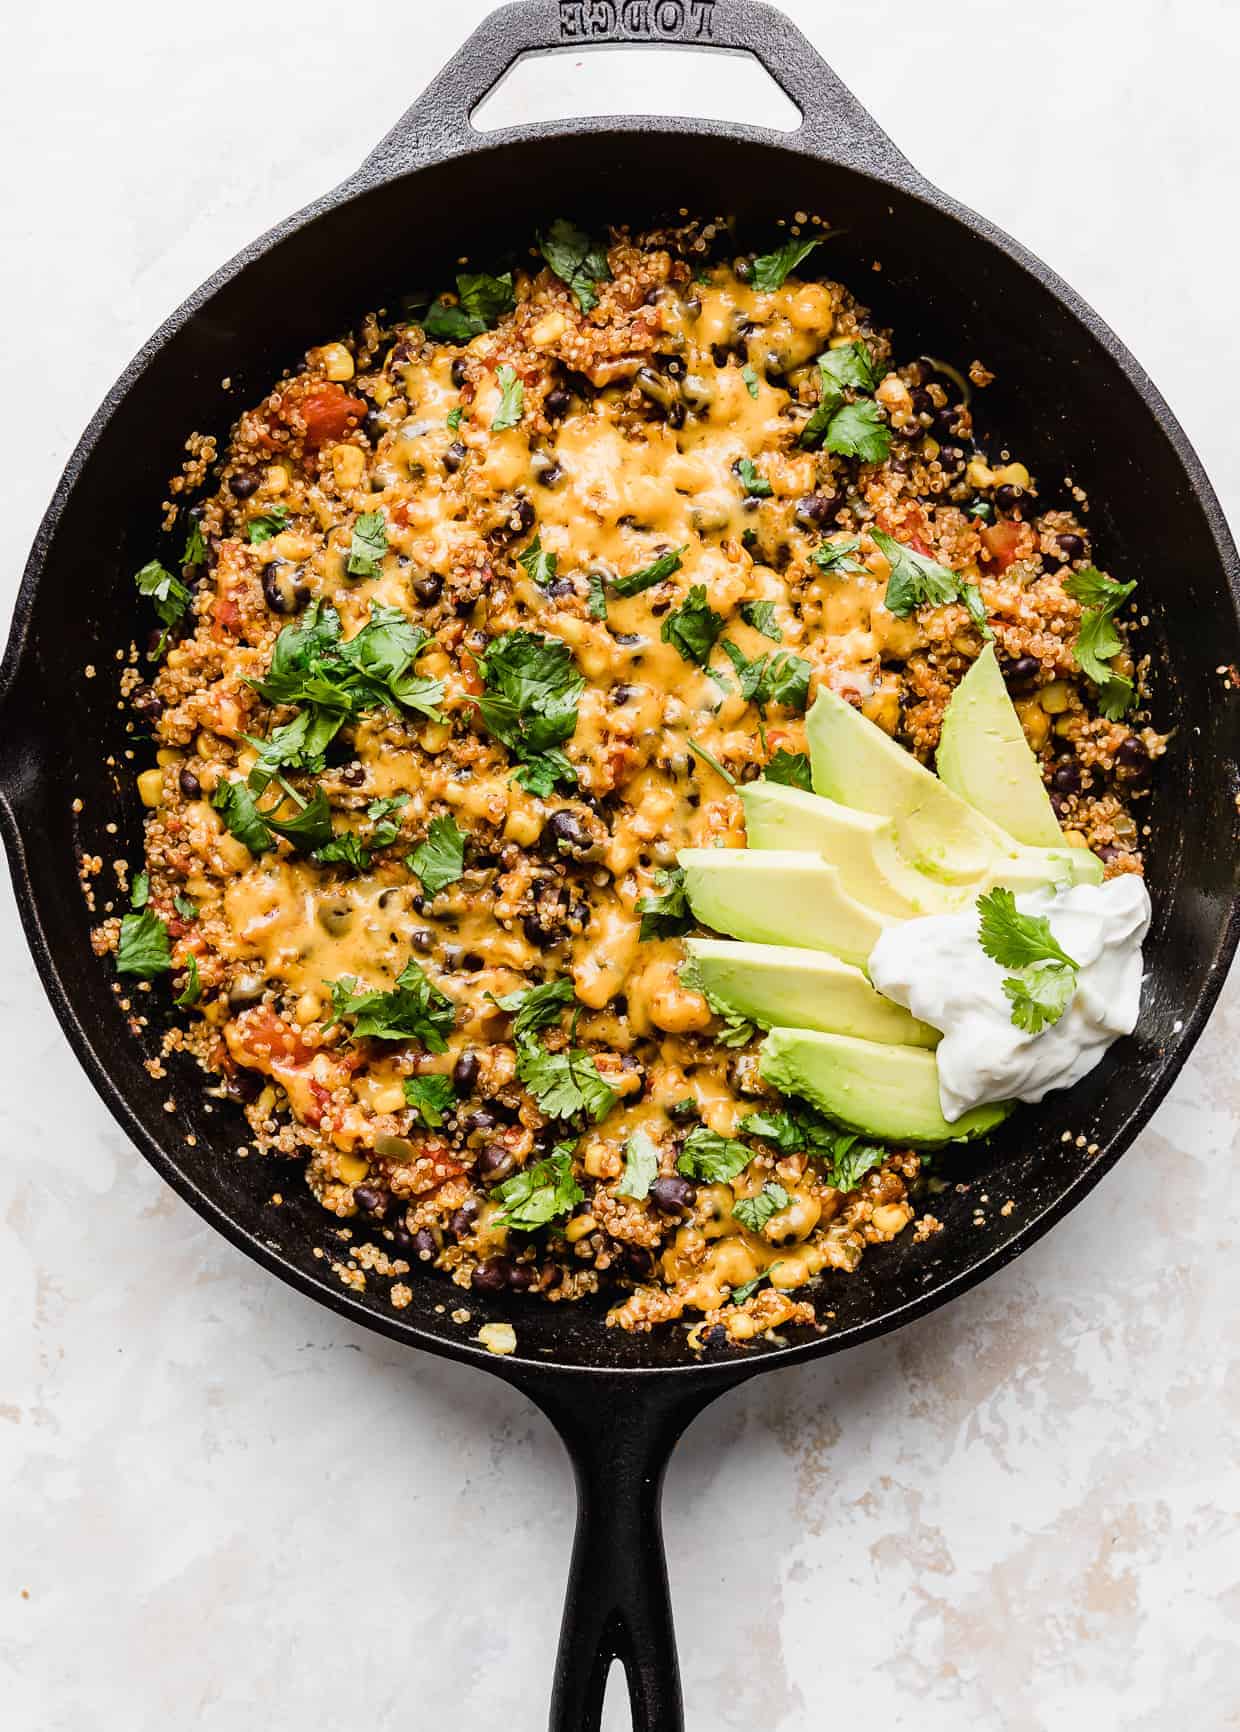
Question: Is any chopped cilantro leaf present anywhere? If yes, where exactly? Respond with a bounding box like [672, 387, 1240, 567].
[587, 572, 608, 620]
[116, 907, 172, 978]
[539, 218, 611, 313]
[246, 506, 289, 545]
[347, 510, 388, 579]
[732, 1182, 791, 1233]
[326, 956, 455, 1049]
[810, 536, 864, 575]
[823, 399, 891, 463]
[719, 641, 811, 713]
[612, 546, 687, 598]
[478, 630, 584, 776]
[874, 529, 987, 635]
[446, 405, 464, 431]
[763, 748, 813, 791]
[737, 457, 772, 498]
[677, 1125, 751, 1183]
[182, 519, 207, 567]
[616, 1128, 659, 1201]
[516, 1039, 617, 1124]
[134, 559, 191, 658]
[518, 533, 557, 587]
[174, 953, 202, 1008]
[1064, 567, 1138, 718]
[408, 814, 466, 896]
[403, 1074, 457, 1128]
[491, 364, 524, 433]
[742, 363, 761, 398]
[493, 1144, 583, 1231]
[130, 871, 149, 910]
[490, 977, 576, 1044]
[661, 585, 725, 666]
[636, 866, 693, 941]
[740, 600, 781, 640]
[423, 270, 515, 340]
[751, 236, 820, 292]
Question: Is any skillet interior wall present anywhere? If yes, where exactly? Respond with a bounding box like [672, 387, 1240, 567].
[6, 130, 1235, 1369]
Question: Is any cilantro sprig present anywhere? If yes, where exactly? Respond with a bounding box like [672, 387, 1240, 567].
[1064, 567, 1137, 719]
[676, 1125, 751, 1183]
[403, 1074, 457, 1128]
[799, 343, 891, 463]
[423, 270, 516, 341]
[763, 749, 813, 791]
[493, 1143, 583, 1231]
[872, 530, 992, 640]
[751, 236, 820, 292]
[976, 886, 1080, 1034]
[326, 956, 456, 1049]
[492, 365, 525, 433]
[719, 640, 811, 713]
[134, 559, 191, 659]
[732, 1182, 791, 1233]
[478, 630, 584, 793]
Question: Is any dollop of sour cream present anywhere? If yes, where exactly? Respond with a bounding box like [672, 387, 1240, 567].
[868, 877, 1152, 1123]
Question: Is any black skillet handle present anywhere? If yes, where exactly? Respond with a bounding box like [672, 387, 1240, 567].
[518, 1370, 739, 1732]
[356, 0, 916, 184]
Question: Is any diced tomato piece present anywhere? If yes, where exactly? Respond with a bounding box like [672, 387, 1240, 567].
[213, 593, 243, 635]
[236, 1007, 317, 1068]
[980, 520, 1022, 573]
[300, 386, 367, 449]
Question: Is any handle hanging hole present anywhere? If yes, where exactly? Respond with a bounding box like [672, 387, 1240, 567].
[470, 44, 802, 134]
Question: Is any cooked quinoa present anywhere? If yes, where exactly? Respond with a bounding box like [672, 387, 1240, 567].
[98, 218, 1160, 1345]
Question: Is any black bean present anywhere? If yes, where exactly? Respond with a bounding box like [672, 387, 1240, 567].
[546, 575, 576, 599]
[178, 766, 201, 799]
[412, 928, 434, 953]
[650, 1176, 696, 1217]
[463, 1107, 498, 1135]
[442, 440, 466, 474]
[935, 406, 962, 437]
[471, 1256, 511, 1294]
[450, 358, 468, 388]
[909, 387, 933, 417]
[611, 683, 638, 707]
[1115, 735, 1150, 775]
[545, 387, 571, 420]
[339, 763, 365, 787]
[623, 1244, 655, 1280]
[477, 1142, 516, 1184]
[545, 808, 591, 858]
[223, 1067, 262, 1104]
[131, 685, 164, 721]
[362, 411, 384, 446]
[995, 484, 1030, 513]
[1052, 761, 1082, 794]
[522, 913, 562, 950]
[1096, 844, 1123, 863]
[794, 493, 838, 529]
[937, 445, 965, 470]
[353, 1184, 387, 1215]
[450, 1202, 479, 1239]
[460, 952, 485, 973]
[1057, 532, 1086, 562]
[1006, 655, 1040, 684]
[262, 563, 308, 614]
[507, 1262, 534, 1293]
[440, 943, 463, 969]
[413, 572, 444, 604]
[410, 1228, 437, 1261]
[511, 497, 535, 535]
[536, 461, 563, 488]
[700, 1324, 731, 1351]
[636, 367, 677, 411]
[453, 1050, 480, 1094]
[733, 256, 755, 283]
[228, 471, 259, 499]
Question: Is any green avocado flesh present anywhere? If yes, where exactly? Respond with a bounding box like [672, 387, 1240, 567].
[684, 937, 940, 1048]
[741, 776, 1101, 918]
[760, 1027, 1011, 1146]
[678, 849, 887, 970]
[937, 643, 1065, 848]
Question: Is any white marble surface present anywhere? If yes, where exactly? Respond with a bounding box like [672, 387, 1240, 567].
[2, 3, 1238, 1726]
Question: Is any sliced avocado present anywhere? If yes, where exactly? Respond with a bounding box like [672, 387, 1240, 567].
[740, 781, 919, 916]
[741, 775, 1101, 918]
[685, 937, 940, 1048]
[760, 1027, 1010, 1146]
[806, 687, 1017, 880]
[937, 644, 1065, 848]
[678, 849, 888, 970]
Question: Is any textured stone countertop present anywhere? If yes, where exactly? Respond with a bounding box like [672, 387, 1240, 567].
[2, 2, 1237, 1726]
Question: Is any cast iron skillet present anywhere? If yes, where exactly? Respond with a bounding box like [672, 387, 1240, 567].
[3, 2, 1239, 1726]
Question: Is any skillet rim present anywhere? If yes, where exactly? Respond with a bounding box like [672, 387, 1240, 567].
[2, 117, 1238, 1390]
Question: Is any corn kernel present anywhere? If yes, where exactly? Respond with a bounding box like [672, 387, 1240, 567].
[321, 342, 355, 382]
[994, 460, 1031, 489]
[137, 768, 164, 808]
[331, 444, 366, 489]
[370, 378, 393, 408]
[264, 464, 289, 494]
[967, 457, 995, 489]
[530, 311, 568, 348]
[371, 1082, 407, 1115]
[338, 1152, 368, 1185]
[1039, 680, 1072, 714]
[565, 1214, 596, 1243]
[294, 991, 323, 1027]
